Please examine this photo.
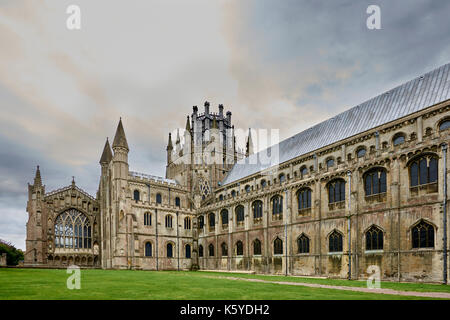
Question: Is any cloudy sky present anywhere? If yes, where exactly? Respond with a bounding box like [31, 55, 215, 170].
[1, 0, 449, 250]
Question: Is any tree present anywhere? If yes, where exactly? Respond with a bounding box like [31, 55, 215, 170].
[0, 239, 24, 266]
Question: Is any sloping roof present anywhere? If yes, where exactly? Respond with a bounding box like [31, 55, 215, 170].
[129, 171, 179, 186]
[222, 63, 450, 186]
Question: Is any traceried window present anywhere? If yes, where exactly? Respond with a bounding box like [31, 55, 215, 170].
[144, 212, 152, 226]
[165, 215, 173, 228]
[412, 220, 434, 248]
[185, 244, 191, 258]
[439, 119, 450, 131]
[133, 190, 140, 202]
[198, 215, 204, 229]
[364, 168, 387, 196]
[365, 225, 383, 250]
[409, 155, 438, 187]
[329, 230, 343, 252]
[208, 243, 215, 257]
[297, 188, 312, 210]
[393, 133, 405, 146]
[297, 234, 310, 254]
[328, 179, 345, 204]
[145, 242, 152, 257]
[221, 209, 229, 226]
[252, 200, 263, 219]
[167, 243, 173, 258]
[156, 193, 162, 204]
[272, 195, 283, 215]
[236, 241, 244, 256]
[253, 239, 262, 255]
[236, 205, 245, 225]
[274, 237, 283, 255]
[54, 209, 91, 249]
[221, 242, 228, 256]
[184, 217, 191, 230]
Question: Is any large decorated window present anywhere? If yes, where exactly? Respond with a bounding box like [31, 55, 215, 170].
[54, 209, 92, 249]
[364, 168, 387, 196]
[252, 200, 263, 219]
[409, 155, 438, 187]
[328, 179, 345, 204]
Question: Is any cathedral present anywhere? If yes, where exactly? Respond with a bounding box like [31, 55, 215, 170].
[25, 63, 450, 283]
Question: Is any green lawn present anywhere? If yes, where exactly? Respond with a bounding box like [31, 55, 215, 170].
[0, 268, 447, 300]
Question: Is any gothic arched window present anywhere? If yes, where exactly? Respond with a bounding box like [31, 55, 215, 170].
[274, 237, 283, 255]
[328, 179, 345, 204]
[364, 168, 387, 196]
[329, 230, 343, 252]
[297, 234, 310, 253]
[208, 213, 215, 230]
[272, 195, 283, 215]
[54, 209, 91, 249]
[409, 155, 438, 187]
[221, 242, 228, 256]
[236, 240, 244, 256]
[252, 200, 263, 219]
[198, 245, 204, 257]
[185, 244, 191, 258]
[167, 243, 173, 258]
[297, 188, 312, 210]
[133, 190, 140, 202]
[253, 239, 262, 255]
[208, 243, 214, 257]
[235, 205, 245, 225]
[412, 220, 434, 248]
[144, 212, 152, 226]
[221, 209, 229, 226]
[365, 225, 384, 250]
[145, 242, 152, 257]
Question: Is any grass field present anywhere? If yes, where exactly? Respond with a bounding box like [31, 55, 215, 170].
[0, 268, 448, 300]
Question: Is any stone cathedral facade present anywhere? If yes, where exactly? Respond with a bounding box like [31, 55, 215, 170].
[25, 64, 450, 283]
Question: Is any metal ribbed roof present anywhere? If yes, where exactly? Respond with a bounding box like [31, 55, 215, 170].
[222, 63, 450, 185]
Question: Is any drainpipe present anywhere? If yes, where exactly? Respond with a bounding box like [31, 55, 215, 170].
[155, 208, 159, 271]
[285, 188, 288, 276]
[442, 143, 448, 285]
[347, 170, 352, 280]
[177, 211, 180, 271]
